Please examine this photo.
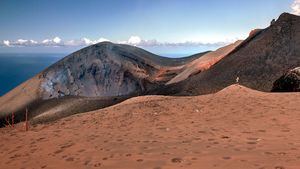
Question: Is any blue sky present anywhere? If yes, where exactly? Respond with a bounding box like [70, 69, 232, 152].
[0, 0, 297, 55]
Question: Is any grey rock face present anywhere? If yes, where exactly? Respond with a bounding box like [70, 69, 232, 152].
[40, 42, 161, 99]
[39, 42, 205, 99]
[271, 67, 300, 92]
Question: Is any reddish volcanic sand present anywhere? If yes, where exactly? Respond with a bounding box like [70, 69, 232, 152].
[1, 85, 300, 169]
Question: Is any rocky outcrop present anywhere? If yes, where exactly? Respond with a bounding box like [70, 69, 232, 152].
[271, 67, 300, 92]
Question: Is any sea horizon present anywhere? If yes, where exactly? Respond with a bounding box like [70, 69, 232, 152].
[0, 53, 65, 96]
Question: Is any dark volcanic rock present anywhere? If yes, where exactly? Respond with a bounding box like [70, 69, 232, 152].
[271, 67, 300, 92]
[161, 13, 300, 95]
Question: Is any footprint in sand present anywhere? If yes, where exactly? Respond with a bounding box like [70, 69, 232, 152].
[278, 152, 286, 156]
[153, 167, 162, 169]
[264, 152, 273, 155]
[30, 148, 37, 153]
[258, 130, 266, 133]
[60, 142, 75, 149]
[65, 157, 74, 162]
[53, 130, 61, 133]
[84, 160, 90, 166]
[94, 162, 101, 167]
[222, 156, 231, 160]
[54, 149, 63, 154]
[171, 158, 183, 163]
[221, 136, 230, 139]
[16, 145, 22, 149]
[136, 159, 143, 162]
[247, 142, 257, 145]
[36, 137, 46, 141]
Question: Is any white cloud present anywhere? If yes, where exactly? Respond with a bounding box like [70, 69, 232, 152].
[127, 36, 142, 45]
[64, 39, 78, 46]
[42, 37, 63, 46]
[30, 40, 38, 44]
[2, 39, 38, 47]
[53, 37, 61, 44]
[96, 38, 110, 43]
[81, 37, 110, 45]
[291, 0, 300, 15]
[42, 39, 50, 44]
[16, 39, 28, 44]
[0, 36, 234, 48]
[3, 40, 10, 46]
[82, 37, 93, 45]
[120, 36, 232, 47]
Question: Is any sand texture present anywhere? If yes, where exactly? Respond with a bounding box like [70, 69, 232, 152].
[1, 85, 300, 169]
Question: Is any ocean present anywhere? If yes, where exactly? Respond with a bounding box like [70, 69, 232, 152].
[0, 53, 65, 96]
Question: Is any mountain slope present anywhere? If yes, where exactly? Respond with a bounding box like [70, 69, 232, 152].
[166, 40, 243, 85]
[163, 13, 300, 95]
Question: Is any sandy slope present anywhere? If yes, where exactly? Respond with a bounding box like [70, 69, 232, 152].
[1, 85, 300, 169]
[166, 40, 243, 85]
[0, 75, 42, 115]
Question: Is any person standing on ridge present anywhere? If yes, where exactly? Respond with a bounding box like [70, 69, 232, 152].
[236, 76, 240, 84]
